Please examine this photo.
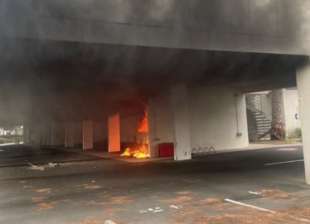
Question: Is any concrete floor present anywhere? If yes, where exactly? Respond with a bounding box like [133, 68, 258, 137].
[0, 145, 310, 224]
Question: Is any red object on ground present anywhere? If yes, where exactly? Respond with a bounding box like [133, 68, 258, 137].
[158, 143, 174, 157]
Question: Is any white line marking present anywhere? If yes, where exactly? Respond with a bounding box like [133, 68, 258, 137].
[225, 198, 310, 223]
[265, 159, 304, 166]
[225, 198, 275, 213]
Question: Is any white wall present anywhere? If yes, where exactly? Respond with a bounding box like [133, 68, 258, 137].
[148, 86, 249, 157]
[283, 88, 301, 138]
[190, 87, 249, 152]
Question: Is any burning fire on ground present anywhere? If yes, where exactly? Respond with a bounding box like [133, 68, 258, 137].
[121, 144, 150, 159]
[121, 111, 150, 159]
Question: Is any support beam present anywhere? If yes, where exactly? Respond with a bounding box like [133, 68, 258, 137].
[296, 58, 310, 184]
[170, 84, 192, 161]
[82, 120, 94, 151]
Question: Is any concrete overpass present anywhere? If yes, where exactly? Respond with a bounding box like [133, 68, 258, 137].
[1, 0, 310, 55]
[1, 1, 310, 183]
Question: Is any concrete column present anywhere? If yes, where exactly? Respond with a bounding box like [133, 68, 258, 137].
[65, 123, 75, 148]
[147, 101, 159, 158]
[23, 123, 31, 145]
[297, 59, 310, 184]
[50, 122, 56, 146]
[147, 96, 174, 158]
[108, 113, 121, 152]
[82, 120, 93, 151]
[271, 89, 286, 140]
[49, 122, 65, 147]
[170, 84, 192, 161]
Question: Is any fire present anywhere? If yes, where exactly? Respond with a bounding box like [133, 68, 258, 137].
[121, 110, 150, 159]
[121, 144, 150, 159]
[137, 111, 149, 133]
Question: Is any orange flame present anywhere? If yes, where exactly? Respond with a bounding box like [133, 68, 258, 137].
[121, 110, 150, 159]
[121, 145, 150, 159]
[137, 111, 149, 134]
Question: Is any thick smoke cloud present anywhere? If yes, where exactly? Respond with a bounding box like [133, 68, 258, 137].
[0, 0, 307, 126]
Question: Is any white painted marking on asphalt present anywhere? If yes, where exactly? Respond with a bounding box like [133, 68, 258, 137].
[264, 159, 304, 166]
[225, 198, 310, 223]
[224, 198, 275, 213]
[0, 143, 15, 146]
[277, 147, 298, 152]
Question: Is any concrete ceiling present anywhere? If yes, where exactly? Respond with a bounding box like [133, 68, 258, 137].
[0, 38, 305, 92]
[0, 38, 306, 126]
[1, 0, 310, 55]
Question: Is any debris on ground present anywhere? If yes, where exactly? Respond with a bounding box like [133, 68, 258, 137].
[35, 188, 52, 194]
[260, 189, 290, 199]
[247, 189, 290, 199]
[153, 206, 164, 213]
[28, 162, 59, 171]
[83, 183, 102, 190]
[170, 204, 182, 209]
[35, 201, 57, 211]
[139, 210, 148, 214]
[48, 162, 58, 168]
[248, 191, 262, 195]
[28, 163, 45, 171]
[104, 220, 117, 224]
[140, 206, 164, 214]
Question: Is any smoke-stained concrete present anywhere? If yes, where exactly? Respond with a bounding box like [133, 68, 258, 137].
[0, 38, 304, 127]
[1, 0, 310, 54]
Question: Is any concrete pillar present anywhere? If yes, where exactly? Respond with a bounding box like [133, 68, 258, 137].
[108, 113, 121, 152]
[297, 59, 310, 184]
[170, 84, 192, 161]
[65, 123, 75, 148]
[147, 101, 159, 158]
[49, 122, 65, 147]
[82, 120, 93, 151]
[50, 122, 56, 146]
[23, 123, 31, 145]
[147, 96, 174, 158]
[271, 89, 286, 140]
